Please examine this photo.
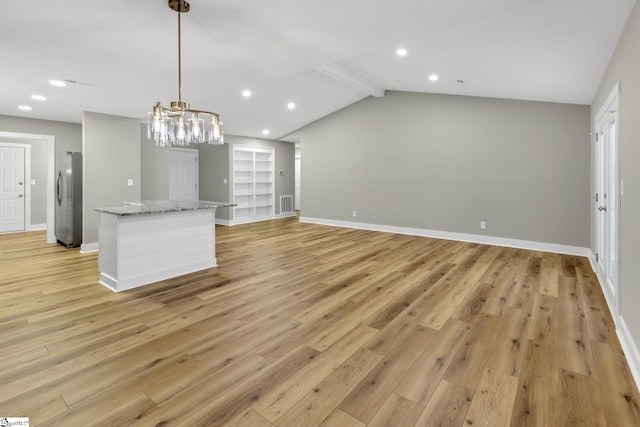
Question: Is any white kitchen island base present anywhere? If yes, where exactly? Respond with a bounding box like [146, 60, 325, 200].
[97, 201, 229, 292]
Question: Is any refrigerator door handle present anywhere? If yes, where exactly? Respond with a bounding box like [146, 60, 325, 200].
[56, 171, 62, 205]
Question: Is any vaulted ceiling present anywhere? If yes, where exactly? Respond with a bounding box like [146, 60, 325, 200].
[0, 0, 635, 140]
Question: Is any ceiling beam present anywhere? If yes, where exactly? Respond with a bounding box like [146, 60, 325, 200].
[314, 64, 385, 98]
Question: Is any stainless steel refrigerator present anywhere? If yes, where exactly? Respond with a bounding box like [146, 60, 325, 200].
[55, 151, 82, 248]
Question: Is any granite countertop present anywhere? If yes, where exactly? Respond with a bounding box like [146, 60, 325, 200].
[96, 200, 234, 216]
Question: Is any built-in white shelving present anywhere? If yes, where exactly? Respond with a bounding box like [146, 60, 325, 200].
[232, 146, 274, 222]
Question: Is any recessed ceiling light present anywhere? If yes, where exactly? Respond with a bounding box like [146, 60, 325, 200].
[18, 105, 32, 111]
[242, 89, 252, 97]
[428, 74, 439, 82]
[396, 48, 407, 56]
[31, 95, 46, 101]
[262, 129, 270, 135]
[287, 102, 296, 110]
[49, 80, 66, 87]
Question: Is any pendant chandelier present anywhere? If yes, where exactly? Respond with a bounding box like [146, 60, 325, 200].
[148, 0, 224, 147]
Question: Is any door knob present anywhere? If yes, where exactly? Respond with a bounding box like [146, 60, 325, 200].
[18, 194, 24, 198]
[598, 205, 607, 212]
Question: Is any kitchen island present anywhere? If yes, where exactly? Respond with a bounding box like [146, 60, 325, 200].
[96, 200, 232, 292]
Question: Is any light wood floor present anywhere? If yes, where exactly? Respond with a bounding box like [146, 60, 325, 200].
[1, 217, 639, 426]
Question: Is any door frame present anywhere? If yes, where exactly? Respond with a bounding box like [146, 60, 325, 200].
[0, 132, 55, 243]
[594, 82, 621, 321]
[0, 143, 31, 234]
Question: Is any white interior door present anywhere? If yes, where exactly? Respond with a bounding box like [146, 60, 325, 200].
[0, 146, 26, 232]
[169, 148, 199, 201]
[595, 86, 620, 317]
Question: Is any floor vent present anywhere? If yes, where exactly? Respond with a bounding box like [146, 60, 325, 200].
[280, 195, 294, 214]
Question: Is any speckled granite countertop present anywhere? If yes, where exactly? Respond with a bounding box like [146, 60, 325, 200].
[96, 200, 234, 216]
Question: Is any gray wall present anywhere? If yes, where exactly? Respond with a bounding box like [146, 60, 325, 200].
[138, 132, 293, 221]
[590, 2, 640, 353]
[198, 143, 231, 220]
[82, 112, 141, 245]
[287, 91, 590, 247]
[140, 125, 169, 200]
[0, 115, 82, 225]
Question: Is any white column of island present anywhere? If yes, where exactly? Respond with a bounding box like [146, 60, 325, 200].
[95, 200, 232, 292]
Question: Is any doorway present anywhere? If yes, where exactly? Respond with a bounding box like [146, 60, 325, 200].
[0, 132, 55, 243]
[169, 148, 199, 201]
[594, 83, 620, 319]
[0, 145, 27, 232]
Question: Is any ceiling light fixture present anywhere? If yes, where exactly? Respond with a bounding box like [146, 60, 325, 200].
[18, 105, 32, 111]
[242, 89, 252, 97]
[287, 102, 296, 110]
[396, 48, 408, 56]
[31, 95, 47, 101]
[428, 74, 439, 82]
[262, 129, 270, 135]
[49, 80, 66, 87]
[148, 0, 224, 147]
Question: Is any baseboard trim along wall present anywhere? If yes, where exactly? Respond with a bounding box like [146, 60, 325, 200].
[224, 213, 297, 226]
[588, 250, 640, 394]
[300, 215, 640, 394]
[617, 316, 640, 393]
[28, 223, 47, 231]
[80, 242, 99, 253]
[299, 217, 590, 256]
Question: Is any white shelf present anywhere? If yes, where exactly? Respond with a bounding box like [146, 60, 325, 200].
[233, 146, 274, 222]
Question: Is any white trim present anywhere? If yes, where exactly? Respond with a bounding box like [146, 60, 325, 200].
[594, 82, 622, 318]
[28, 223, 47, 231]
[588, 249, 618, 325]
[0, 131, 56, 243]
[99, 259, 217, 293]
[223, 215, 295, 226]
[299, 217, 589, 256]
[80, 242, 99, 253]
[275, 211, 296, 219]
[617, 316, 640, 393]
[595, 81, 621, 122]
[588, 248, 640, 392]
[0, 142, 31, 232]
[227, 216, 278, 226]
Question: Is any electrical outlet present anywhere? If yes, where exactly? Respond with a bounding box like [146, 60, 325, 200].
[353, 211, 357, 217]
[480, 221, 486, 229]
[223, 178, 228, 184]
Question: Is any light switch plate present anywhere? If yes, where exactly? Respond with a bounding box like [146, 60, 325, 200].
[127, 179, 134, 187]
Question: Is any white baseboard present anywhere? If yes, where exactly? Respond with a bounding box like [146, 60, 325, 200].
[215, 218, 231, 226]
[80, 242, 99, 253]
[226, 215, 294, 226]
[28, 223, 47, 231]
[300, 216, 640, 392]
[299, 217, 589, 257]
[617, 316, 640, 393]
[275, 212, 296, 219]
[587, 250, 640, 393]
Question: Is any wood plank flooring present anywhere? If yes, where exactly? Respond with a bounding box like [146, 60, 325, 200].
[1, 217, 639, 426]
